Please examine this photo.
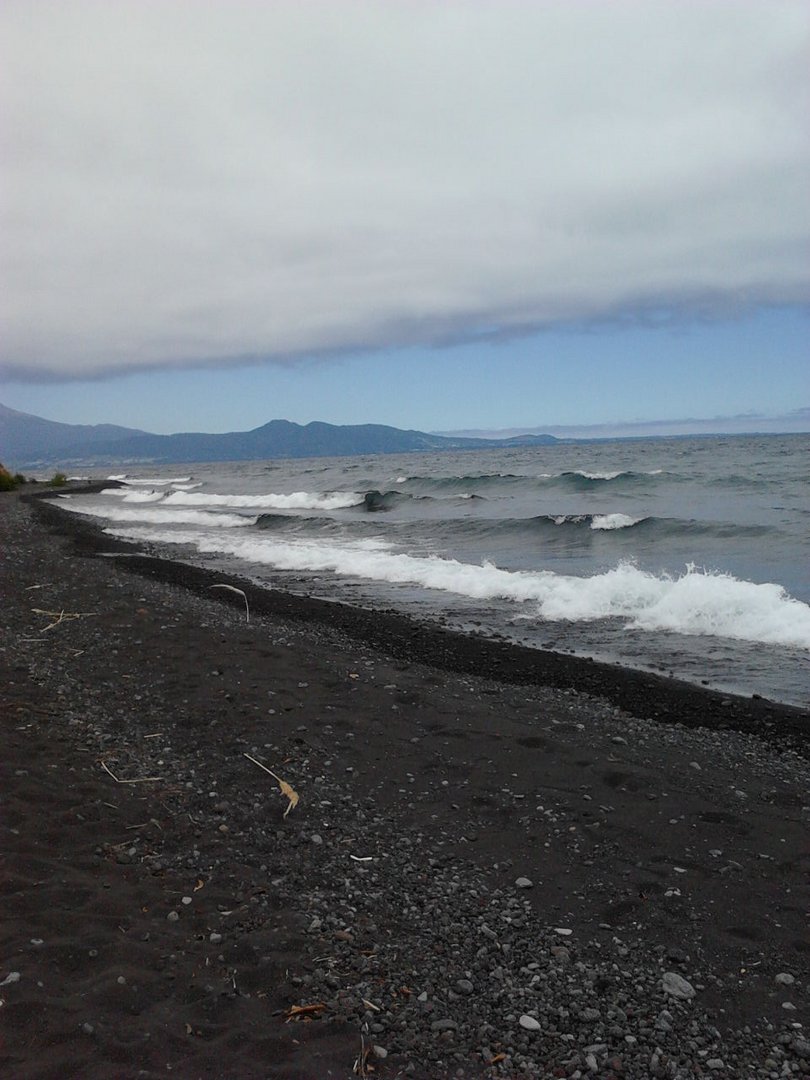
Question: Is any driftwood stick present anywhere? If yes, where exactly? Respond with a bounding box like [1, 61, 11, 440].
[209, 584, 250, 622]
[100, 760, 163, 784]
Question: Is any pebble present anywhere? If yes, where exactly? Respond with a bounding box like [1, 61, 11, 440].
[661, 971, 696, 999]
[775, 972, 795, 985]
[8, 498, 809, 1080]
[166, 911, 179, 922]
[431, 1019, 458, 1033]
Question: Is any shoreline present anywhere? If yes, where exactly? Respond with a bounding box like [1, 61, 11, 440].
[3, 491, 809, 1078]
[31, 491, 810, 756]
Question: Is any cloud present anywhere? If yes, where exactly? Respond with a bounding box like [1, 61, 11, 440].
[1, 1, 808, 380]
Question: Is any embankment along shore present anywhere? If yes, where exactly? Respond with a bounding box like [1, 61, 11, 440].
[2, 490, 808, 1079]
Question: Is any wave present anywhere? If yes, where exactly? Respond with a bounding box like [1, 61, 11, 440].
[111, 475, 193, 486]
[589, 513, 641, 530]
[362, 489, 418, 512]
[106, 528, 810, 650]
[418, 514, 770, 543]
[101, 488, 165, 503]
[161, 490, 363, 510]
[549, 469, 669, 491]
[393, 469, 673, 495]
[255, 512, 344, 533]
[63, 504, 251, 528]
[395, 472, 528, 493]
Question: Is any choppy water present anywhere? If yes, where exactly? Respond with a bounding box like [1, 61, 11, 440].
[57, 434, 809, 706]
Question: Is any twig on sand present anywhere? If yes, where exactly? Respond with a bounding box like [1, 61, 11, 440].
[100, 760, 163, 784]
[243, 753, 299, 817]
[209, 584, 250, 623]
[31, 608, 97, 632]
[353, 1032, 372, 1076]
[25, 583, 53, 591]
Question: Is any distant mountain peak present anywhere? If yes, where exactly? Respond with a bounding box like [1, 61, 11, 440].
[1, 403, 557, 468]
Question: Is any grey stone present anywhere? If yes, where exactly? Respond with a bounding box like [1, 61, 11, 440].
[519, 1015, 542, 1032]
[661, 971, 696, 1000]
[431, 1019, 458, 1033]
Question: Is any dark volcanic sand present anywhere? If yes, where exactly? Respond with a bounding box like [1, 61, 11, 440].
[1, 489, 808, 1079]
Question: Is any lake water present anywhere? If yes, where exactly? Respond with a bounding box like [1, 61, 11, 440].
[57, 433, 810, 706]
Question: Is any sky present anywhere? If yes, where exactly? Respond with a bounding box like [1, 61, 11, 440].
[1, 1, 808, 436]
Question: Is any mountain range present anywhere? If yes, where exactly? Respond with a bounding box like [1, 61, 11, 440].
[0, 403, 557, 469]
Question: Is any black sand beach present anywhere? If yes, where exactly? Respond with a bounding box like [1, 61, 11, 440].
[2, 489, 808, 1078]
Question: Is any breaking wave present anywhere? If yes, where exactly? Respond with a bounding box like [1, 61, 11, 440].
[394, 469, 671, 494]
[160, 490, 363, 510]
[104, 527, 810, 650]
[64, 504, 251, 528]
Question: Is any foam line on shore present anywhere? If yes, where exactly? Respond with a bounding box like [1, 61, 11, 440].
[27, 494, 810, 753]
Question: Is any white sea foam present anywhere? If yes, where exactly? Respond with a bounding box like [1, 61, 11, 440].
[170, 482, 202, 491]
[107, 474, 127, 481]
[576, 470, 623, 481]
[100, 488, 165, 502]
[162, 490, 362, 510]
[65, 504, 251, 528]
[103, 530, 810, 649]
[590, 514, 641, 530]
[123, 476, 193, 486]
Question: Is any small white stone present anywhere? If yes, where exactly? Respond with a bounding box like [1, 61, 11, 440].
[553, 928, 573, 936]
[519, 1014, 542, 1031]
[515, 877, 533, 889]
[775, 972, 795, 985]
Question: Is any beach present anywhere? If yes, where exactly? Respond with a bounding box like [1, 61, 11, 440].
[2, 489, 809, 1079]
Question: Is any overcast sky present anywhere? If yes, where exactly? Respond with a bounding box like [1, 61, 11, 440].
[1, 1, 808, 433]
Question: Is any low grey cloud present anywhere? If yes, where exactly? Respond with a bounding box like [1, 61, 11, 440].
[1, 1, 808, 380]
